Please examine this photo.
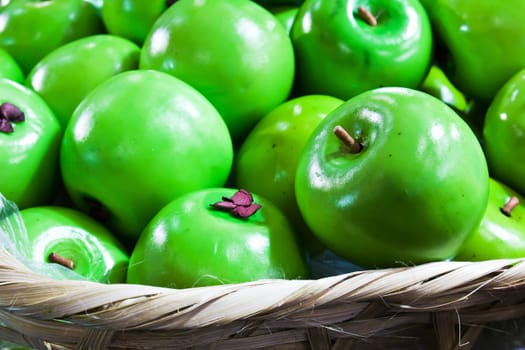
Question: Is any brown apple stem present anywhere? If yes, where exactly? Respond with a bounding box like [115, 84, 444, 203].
[48, 252, 75, 270]
[357, 6, 377, 27]
[333, 125, 362, 154]
[500, 196, 520, 217]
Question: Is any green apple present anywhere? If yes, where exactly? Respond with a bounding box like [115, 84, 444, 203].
[418, 64, 483, 140]
[295, 87, 489, 268]
[140, 0, 295, 141]
[0, 48, 24, 84]
[483, 67, 525, 196]
[101, 0, 171, 45]
[234, 94, 343, 255]
[455, 178, 525, 261]
[26, 34, 141, 128]
[60, 70, 233, 244]
[126, 188, 309, 288]
[268, 6, 299, 34]
[419, 64, 470, 114]
[0, 79, 62, 209]
[420, 0, 525, 102]
[0, 0, 105, 75]
[20, 206, 129, 283]
[290, 0, 433, 100]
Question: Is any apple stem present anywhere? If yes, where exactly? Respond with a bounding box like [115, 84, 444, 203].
[357, 6, 377, 27]
[500, 196, 519, 217]
[48, 252, 75, 270]
[333, 125, 362, 154]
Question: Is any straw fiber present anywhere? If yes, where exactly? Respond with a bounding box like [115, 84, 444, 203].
[1, 250, 525, 349]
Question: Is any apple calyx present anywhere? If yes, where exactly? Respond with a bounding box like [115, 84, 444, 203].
[48, 252, 75, 270]
[500, 196, 519, 217]
[211, 189, 261, 219]
[356, 6, 377, 27]
[333, 125, 362, 154]
[0, 102, 25, 133]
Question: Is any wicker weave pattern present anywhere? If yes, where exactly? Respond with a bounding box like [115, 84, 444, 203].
[1, 250, 525, 349]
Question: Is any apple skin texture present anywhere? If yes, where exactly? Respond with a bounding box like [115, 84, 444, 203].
[269, 6, 299, 34]
[419, 65, 469, 114]
[295, 87, 489, 268]
[234, 95, 343, 255]
[483, 68, 525, 198]
[101, 0, 170, 45]
[26, 34, 141, 129]
[60, 70, 233, 243]
[290, 0, 433, 100]
[140, 0, 295, 141]
[0, 79, 62, 209]
[420, 0, 525, 102]
[455, 178, 525, 261]
[0, 48, 24, 84]
[126, 188, 309, 289]
[20, 206, 129, 283]
[0, 0, 105, 75]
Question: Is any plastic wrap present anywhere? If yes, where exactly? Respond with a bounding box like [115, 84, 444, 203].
[0, 193, 85, 281]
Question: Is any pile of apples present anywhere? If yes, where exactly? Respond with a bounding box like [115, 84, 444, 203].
[1, 0, 525, 289]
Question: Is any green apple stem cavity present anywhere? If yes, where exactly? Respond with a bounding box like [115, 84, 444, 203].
[356, 6, 378, 26]
[211, 189, 262, 219]
[0, 102, 24, 133]
[333, 125, 362, 154]
[500, 196, 520, 217]
[48, 252, 75, 270]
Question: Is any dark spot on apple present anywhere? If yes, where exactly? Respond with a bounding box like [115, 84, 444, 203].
[83, 196, 110, 222]
[397, 132, 402, 136]
[166, 0, 177, 6]
[388, 154, 392, 157]
[272, 143, 276, 148]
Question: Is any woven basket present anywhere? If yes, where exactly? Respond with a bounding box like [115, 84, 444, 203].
[1, 248, 525, 350]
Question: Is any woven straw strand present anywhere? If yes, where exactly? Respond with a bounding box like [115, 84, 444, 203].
[2, 250, 525, 349]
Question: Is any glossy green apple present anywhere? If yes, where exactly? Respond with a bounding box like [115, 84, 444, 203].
[234, 94, 343, 255]
[0, 79, 62, 209]
[140, 0, 295, 141]
[254, 0, 304, 5]
[483, 68, 525, 197]
[127, 188, 309, 288]
[101, 0, 171, 45]
[0, 0, 105, 75]
[290, 0, 433, 100]
[26, 34, 141, 128]
[420, 0, 525, 102]
[0, 48, 23, 84]
[295, 87, 489, 268]
[20, 206, 129, 283]
[455, 178, 525, 261]
[60, 70, 233, 244]
[418, 64, 483, 140]
[268, 6, 299, 34]
[419, 64, 469, 114]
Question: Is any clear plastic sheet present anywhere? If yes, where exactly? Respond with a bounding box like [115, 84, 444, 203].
[0, 193, 85, 281]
